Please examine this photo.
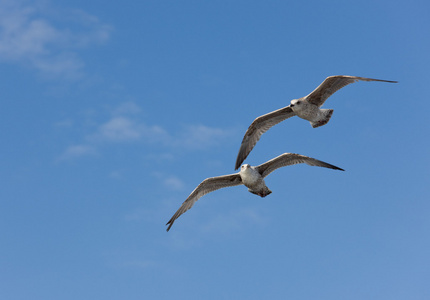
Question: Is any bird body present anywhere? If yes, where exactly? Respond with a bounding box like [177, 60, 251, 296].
[239, 164, 272, 197]
[234, 75, 397, 169]
[166, 153, 344, 231]
[290, 98, 334, 128]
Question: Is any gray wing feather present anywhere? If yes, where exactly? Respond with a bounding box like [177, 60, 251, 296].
[166, 173, 242, 231]
[235, 106, 295, 170]
[256, 153, 344, 178]
[306, 75, 397, 106]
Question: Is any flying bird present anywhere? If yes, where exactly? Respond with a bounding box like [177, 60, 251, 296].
[235, 75, 397, 170]
[166, 153, 344, 231]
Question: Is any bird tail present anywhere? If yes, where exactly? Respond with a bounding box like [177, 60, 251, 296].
[259, 187, 272, 197]
[310, 109, 333, 128]
[248, 187, 272, 197]
[263, 187, 272, 197]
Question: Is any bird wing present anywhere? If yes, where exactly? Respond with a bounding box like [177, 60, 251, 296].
[234, 106, 295, 170]
[166, 173, 243, 231]
[305, 75, 397, 107]
[255, 153, 344, 178]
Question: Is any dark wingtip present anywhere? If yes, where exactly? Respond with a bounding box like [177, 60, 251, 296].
[166, 221, 173, 232]
[327, 163, 345, 171]
[378, 79, 398, 83]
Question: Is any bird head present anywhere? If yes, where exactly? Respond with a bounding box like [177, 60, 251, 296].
[290, 99, 301, 108]
[240, 164, 251, 170]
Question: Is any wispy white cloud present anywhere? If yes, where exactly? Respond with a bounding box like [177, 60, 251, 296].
[90, 116, 232, 147]
[152, 172, 185, 191]
[97, 117, 143, 142]
[57, 102, 234, 160]
[57, 144, 96, 161]
[0, 0, 112, 79]
[89, 116, 170, 144]
[112, 101, 142, 116]
[163, 176, 185, 191]
[175, 124, 233, 150]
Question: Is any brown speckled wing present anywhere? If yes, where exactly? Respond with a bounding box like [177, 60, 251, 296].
[166, 173, 242, 231]
[305, 75, 397, 107]
[235, 106, 295, 170]
[256, 153, 344, 178]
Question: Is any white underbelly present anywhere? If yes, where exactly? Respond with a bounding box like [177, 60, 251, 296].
[242, 175, 265, 191]
[295, 107, 319, 121]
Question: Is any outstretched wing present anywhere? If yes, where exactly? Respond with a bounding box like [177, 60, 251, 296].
[305, 75, 397, 107]
[255, 153, 344, 178]
[166, 173, 242, 231]
[235, 106, 295, 170]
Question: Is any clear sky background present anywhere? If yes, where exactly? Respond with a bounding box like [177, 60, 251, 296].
[1, 0, 429, 299]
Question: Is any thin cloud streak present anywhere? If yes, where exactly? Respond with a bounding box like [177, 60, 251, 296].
[91, 116, 232, 148]
[89, 116, 170, 144]
[151, 172, 185, 191]
[0, 0, 112, 79]
[57, 102, 234, 161]
[163, 176, 185, 191]
[57, 144, 96, 161]
[97, 117, 143, 142]
[175, 124, 233, 150]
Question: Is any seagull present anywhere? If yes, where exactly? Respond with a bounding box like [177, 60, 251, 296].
[166, 153, 344, 231]
[235, 75, 397, 170]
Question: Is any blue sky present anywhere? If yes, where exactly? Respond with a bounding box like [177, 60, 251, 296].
[1, 0, 429, 299]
